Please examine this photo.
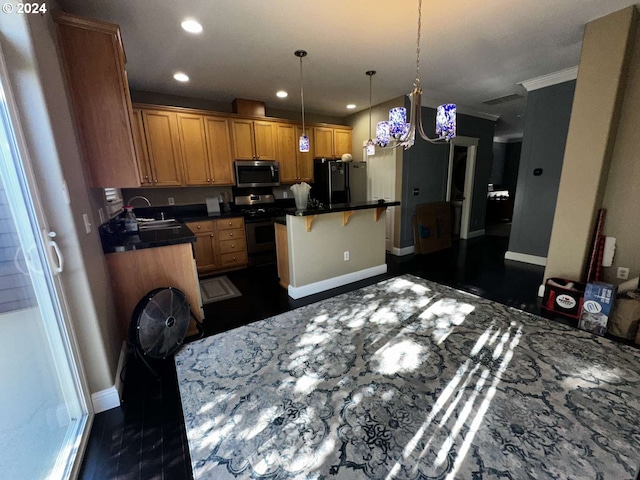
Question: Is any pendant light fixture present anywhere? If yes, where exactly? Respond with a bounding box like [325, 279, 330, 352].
[295, 50, 310, 153]
[365, 70, 376, 156]
[376, 0, 456, 149]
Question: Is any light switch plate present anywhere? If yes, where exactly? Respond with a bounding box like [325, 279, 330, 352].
[82, 213, 91, 234]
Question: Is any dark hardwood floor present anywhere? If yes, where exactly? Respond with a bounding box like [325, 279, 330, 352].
[80, 235, 549, 479]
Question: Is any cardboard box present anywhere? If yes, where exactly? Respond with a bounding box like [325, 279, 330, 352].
[413, 202, 452, 255]
[578, 282, 618, 336]
[541, 278, 586, 320]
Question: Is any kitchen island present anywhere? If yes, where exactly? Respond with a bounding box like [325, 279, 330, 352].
[276, 201, 400, 299]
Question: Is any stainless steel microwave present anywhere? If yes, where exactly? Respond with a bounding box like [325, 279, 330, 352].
[234, 161, 280, 188]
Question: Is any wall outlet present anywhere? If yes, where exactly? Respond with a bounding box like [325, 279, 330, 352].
[168, 197, 175, 205]
[82, 213, 92, 234]
[343, 251, 350, 261]
[98, 207, 105, 224]
[282, 191, 288, 198]
[617, 267, 630, 280]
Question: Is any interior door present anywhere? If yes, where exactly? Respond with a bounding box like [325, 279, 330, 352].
[0, 58, 90, 479]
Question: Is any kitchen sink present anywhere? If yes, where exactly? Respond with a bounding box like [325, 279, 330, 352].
[137, 219, 182, 231]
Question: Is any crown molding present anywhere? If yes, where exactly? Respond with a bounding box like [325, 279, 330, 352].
[519, 66, 578, 92]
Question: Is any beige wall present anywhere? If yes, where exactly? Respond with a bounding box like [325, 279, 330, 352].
[287, 211, 386, 287]
[130, 90, 346, 125]
[601, 18, 640, 283]
[545, 6, 639, 282]
[345, 97, 404, 162]
[1, 10, 121, 393]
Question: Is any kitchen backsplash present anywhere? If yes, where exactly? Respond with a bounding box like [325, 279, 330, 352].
[121, 186, 233, 207]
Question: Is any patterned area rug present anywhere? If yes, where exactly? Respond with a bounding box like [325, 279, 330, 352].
[175, 275, 640, 479]
[199, 276, 241, 304]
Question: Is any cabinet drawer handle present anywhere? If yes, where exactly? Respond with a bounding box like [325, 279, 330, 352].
[197, 225, 201, 229]
[229, 233, 233, 237]
[228, 221, 232, 226]
[231, 244, 235, 248]
[233, 257, 237, 260]
[210, 234, 214, 237]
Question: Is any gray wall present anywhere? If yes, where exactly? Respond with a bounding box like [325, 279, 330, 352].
[491, 141, 522, 195]
[399, 99, 496, 247]
[491, 142, 507, 185]
[508, 80, 576, 258]
[503, 142, 522, 196]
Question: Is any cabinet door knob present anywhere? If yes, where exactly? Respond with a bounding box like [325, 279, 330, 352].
[228, 221, 232, 226]
[210, 234, 214, 237]
[197, 225, 201, 229]
[233, 257, 237, 261]
[231, 244, 235, 248]
[229, 233, 233, 237]
[256, 155, 260, 159]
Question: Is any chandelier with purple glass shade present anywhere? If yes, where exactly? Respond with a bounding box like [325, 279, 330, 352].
[376, 0, 456, 149]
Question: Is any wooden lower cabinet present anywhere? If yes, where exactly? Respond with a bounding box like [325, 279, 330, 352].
[275, 222, 289, 289]
[105, 243, 203, 338]
[186, 218, 248, 275]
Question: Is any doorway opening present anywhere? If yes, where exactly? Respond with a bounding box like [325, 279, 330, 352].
[446, 137, 478, 240]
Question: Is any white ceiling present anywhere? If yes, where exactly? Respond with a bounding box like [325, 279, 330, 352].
[58, 0, 638, 140]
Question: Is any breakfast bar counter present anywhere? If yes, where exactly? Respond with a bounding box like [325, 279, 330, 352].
[276, 201, 400, 299]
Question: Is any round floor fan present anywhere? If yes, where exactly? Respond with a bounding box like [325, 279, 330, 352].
[129, 287, 202, 376]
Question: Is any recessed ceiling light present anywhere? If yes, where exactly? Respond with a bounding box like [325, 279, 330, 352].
[276, 91, 288, 98]
[181, 19, 203, 34]
[173, 72, 190, 82]
[346, 104, 356, 109]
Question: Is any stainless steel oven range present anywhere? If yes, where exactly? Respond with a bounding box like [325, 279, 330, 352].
[234, 189, 286, 266]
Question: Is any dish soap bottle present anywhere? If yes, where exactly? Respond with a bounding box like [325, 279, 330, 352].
[123, 206, 139, 233]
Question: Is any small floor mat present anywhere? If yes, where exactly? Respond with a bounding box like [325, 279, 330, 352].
[199, 276, 241, 304]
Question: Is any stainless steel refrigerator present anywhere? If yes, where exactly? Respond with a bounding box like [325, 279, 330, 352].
[312, 159, 367, 205]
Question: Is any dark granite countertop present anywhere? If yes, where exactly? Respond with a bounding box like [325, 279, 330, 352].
[100, 223, 196, 254]
[285, 200, 400, 216]
[100, 203, 245, 253]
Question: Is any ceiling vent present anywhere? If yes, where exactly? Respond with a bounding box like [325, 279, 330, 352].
[482, 93, 523, 106]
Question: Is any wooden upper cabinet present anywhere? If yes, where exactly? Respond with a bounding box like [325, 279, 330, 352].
[276, 124, 298, 183]
[334, 128, 353, 158]
[203, 116, 234, 185]
[295, 126, 314, 182]
[230, 119, 255, 160]
[313, 127, 334, 158]
[312, 126, 352, 159]
[230, 119, 277, 161]
[177, 114, 210, 186]
[54, 11, 140, 187]
[253, 121, 277, 160]
[131, 108, 152, 185]
[141, 110, 183, 186]
[278, 124, 314, 183]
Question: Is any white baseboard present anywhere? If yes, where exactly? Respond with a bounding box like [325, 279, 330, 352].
[288, 264, 388, 299]
[467, 229, 485, 239]
[390, 245, 415, 256]
[91, 386, 120, 413]
[91, 342, 128, 414]
[114, 341, 128, 401]
[505, 251, 547, 266]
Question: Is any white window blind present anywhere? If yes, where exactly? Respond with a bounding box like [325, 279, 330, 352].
[104, 188, 123, 216]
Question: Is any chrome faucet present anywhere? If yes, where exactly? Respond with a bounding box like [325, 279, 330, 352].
[126, 195, 151, 207]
